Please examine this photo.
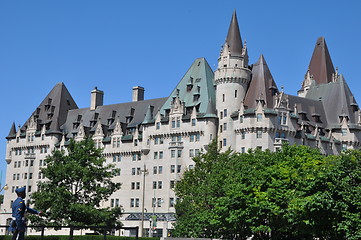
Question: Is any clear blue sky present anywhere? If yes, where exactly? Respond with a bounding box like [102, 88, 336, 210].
[1, 0, 361, 185]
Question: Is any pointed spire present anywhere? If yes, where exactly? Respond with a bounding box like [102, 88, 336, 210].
[244, 55, 278, 109]
[225, 10, 243, 57]
[6, 122, 17, 139]
[308, 37, 335, 85]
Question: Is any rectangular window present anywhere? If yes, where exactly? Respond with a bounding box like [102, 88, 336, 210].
[158, 166, 163, 174]
[153, 181, 157, 189]
[131, 182, 135, 190]
[257, 113, 262, 122]
[191, 118, 196, 126]
[241, 132, 246, 139]
[111, 199, 114, 207]
[177, 150, 182, 158]
[153, 166, 157, 174]
[159, 151, 163, 159]
[132, 168, 136, 175]
[172, 120, 176, 128]
[190, 134, 195, 142]
[137, 167, 141, 175]
[223, 138, 227, 147]
[130, 198, 135, 208]
[29, 173, 33, 179]
[136, 182, 140, 190]
[154, 152, 158, 159]
[241, 147, 245, 153]
[189, 149, 194, 157]
[135, 198, 140, 207]
[235, 90, 238, 98]
[283, 115, 287, 124]
[177, 165, 181, 173]
[177, 135, 182, 142]
[170, 165, 175, 173]
[113, 156, 117, 162]
[169, 197, 175, 207]
[155, 137, 159, 145]
[176, 118, 181, 127]
[132, 154, 137, 161]
[158, 181, 162, 189]
[224, 109, 227, 117]
[195, 149, 200, 156]
[160, 137, 164, 144]
[171, 150, 175, 158]
[223, 123, 227, 131]
[220, 111, 223, 119]
[256, 130, 262, 138]
[157, 198, 162, 207]
[115, 199, 119, 207]
[156, 122, 160, 130]
[196, 133, 200, 141]
[170, 180, 175, 189]
[341, 128, 347, 136]
[152, 198, 156, 207]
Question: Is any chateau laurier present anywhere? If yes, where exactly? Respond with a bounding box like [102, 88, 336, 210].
[2, 12, 360, 237]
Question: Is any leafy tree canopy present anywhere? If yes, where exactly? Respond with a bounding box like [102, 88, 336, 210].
[173, 141, 361, 239]
[30, 138, 122, 227]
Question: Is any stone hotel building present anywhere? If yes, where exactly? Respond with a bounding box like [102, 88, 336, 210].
[2, 12, 360, 237]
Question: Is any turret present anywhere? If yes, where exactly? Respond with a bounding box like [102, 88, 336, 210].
[214, 11, 252, 150]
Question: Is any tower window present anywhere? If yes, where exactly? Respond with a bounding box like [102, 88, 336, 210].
[223, 94, 225, 102]
[235, 90, 238, 98]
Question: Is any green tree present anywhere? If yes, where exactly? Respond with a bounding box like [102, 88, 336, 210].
[30, 138, 122, 227]
[174, 142, 361, 239]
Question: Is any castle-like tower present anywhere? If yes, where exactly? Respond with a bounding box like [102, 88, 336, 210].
[1, 11, 360, 238]
[214, 11, 251, 150]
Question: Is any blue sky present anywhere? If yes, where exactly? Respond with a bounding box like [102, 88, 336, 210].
[0, 0, 360, 185]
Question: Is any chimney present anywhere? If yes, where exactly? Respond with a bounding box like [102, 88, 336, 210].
[132, 86, 144, 102]
[90, 87, 104, 110]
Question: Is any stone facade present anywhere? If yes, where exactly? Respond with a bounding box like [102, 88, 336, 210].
[2, 11, 360, 237]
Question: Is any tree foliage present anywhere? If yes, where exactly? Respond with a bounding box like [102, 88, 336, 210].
[173, 141, 361, 239]
[30, 138, 122, 227]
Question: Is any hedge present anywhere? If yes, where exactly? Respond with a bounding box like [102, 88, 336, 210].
[0, 236, 160, 240]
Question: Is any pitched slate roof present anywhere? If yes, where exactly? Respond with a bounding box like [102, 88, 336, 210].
[308, 37, 335, 85]
[61, 97, 167, 138]
[225, 11, 243, 57]
[287, 94, 328, 128]
[306, 74, 359, 127]
[244, 55, 278, 109]
[21, 82, 78, 134]
[160, 58, 216, 117]
[6, 122, 16, 139]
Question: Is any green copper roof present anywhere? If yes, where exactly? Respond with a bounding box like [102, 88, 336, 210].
[160, 58, 215, 116]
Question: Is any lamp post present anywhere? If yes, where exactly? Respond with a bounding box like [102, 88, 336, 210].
[149, 193, 163, 238]
[1, 185, 8, 191]
[140, 165, 148, 237]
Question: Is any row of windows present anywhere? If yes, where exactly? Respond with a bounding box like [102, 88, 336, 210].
[131, 165, 182, 175]
[11, 185, 32, 194]
[13, 159, 47, 169]
[156, 118, 197, 130]
[130, 179, 179, 191]
[13, 146, 49, 156]
[153, 151, 164, 159]
[16, 134, 46, 143]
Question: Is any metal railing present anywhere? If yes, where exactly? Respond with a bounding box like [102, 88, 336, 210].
[0, 225, 139, 240]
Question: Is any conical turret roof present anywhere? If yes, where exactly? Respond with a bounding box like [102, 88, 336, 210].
[308, 37, 335, 85]
[6, 122, 17, 139]
[244, 55, 278, 109]
[225, 11, 243, 57]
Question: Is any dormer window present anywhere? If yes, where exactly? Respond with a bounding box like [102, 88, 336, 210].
[341, 128, 347, 136]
